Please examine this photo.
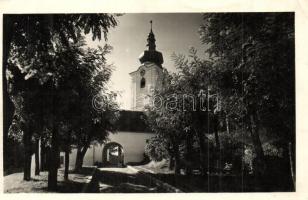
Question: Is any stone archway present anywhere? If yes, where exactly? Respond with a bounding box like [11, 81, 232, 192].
[102, 142, 124, 167]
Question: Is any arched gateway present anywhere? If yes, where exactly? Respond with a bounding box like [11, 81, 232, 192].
[102, 142, 124, 167]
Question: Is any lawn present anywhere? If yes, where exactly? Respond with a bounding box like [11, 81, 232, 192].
[3, 168, 94, 193]
[133, 160, 294, 192]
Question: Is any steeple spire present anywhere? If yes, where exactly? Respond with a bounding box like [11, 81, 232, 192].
[139, 20, 163, 67]
[147, 20, 156, 51]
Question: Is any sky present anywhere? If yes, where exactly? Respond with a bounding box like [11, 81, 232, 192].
[86, 13, 208, 110]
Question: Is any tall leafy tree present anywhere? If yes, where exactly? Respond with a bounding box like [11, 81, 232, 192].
[199, 13, 295, 176]
[3, 14, 118, 136]
[72, 45, 119, 171]
[4, 14, 119, 190]
[146, 50, 221, 175]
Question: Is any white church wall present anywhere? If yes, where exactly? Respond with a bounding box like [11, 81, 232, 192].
[64, 131, 155, 168]
[108, 131, 155, 163]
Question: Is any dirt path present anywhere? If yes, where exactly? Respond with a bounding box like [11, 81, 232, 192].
[94, 167, 170, 192]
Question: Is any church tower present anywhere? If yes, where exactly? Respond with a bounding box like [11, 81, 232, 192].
[130, 21, 164, 111]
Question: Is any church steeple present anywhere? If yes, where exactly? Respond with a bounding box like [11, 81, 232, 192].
[147, 20, 156, 51]
[139, 20, 164, 67]
[130, 20, 165, 111]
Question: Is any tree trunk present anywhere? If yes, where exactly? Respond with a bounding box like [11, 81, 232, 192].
[196, 129, 207, 175]
[3, 17, 15, 178]
[214, 115, 221, 170]
[214, 119, 220, 149]
[40, 145, 50, 171]
[226, 115, 230, 135]
[249, 114, 265, 176]
[169, 156, 175, 170]
[288, 142, 295, 189]
[185, 133, 193, 175]
[75, 146, 82, 172]
[23, 130, 32, 181]
[40, 144, 46, 171]
[23, 152, 32, 181]
[3, 16, 15, 152]
[35, 139, 40, 176]
[249, 114, 264, 159]
[74, 144, 88, 172]
[167, 142, 174, 170]
[64, 132, 71, 181]
[174, 142, 181, 175]
[48, 123, 59, 191]
[64, 146, 70, 181]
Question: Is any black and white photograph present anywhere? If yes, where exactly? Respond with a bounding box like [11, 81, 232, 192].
[1, 8, 298, 194]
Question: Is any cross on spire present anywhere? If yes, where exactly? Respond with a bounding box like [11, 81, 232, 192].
[150, 20, 153, 32]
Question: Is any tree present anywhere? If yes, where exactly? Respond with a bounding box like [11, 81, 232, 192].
[4, 14, 119, 190]
[199, 13, 295, 177]
[3, 14, 117, 140]
[56, 44, 120, 172]
[145, 69, 187, 174]
[73, 90, 119, 172]
[146, 104, 184, 174]
[6, 66, 44, 180]
[146, 52, 221, 175]
[145, 134, 169, 162]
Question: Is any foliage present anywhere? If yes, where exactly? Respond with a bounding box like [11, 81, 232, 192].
[145, 48, 222, 174]
[145, 135, 170, 162]
[145, 13, 294, 176]
[199, 13, 295, 143]
[198, 13, 295, 177]
[4, 14, 120, 186]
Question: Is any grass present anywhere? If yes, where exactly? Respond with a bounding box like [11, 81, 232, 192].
[134, 159, 294, 192]
[3, 168, 94, 193]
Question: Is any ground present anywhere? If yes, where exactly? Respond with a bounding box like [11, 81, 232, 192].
[4, 163, 293, 193]
[89, 167, 173, 192]
[3, 166, 174, 193]
[3, 168, 93, 193]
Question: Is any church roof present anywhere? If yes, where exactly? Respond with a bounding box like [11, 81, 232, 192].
[115, 110, 153, 133]
[139, 50, 163, 67]
[139, 20, 164, 67]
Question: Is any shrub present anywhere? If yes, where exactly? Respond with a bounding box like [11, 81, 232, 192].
[145, 136, 169, 161]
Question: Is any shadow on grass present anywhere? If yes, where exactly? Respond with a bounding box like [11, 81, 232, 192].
[23, 167, 293, 193]
[92, 168, 293, 193]
[35, 168, 95, 193]
[92, 169, 168, 193]
[57, 180, 87, 193]
[145, 172, 294, 192]
[30, 180, 87, 193]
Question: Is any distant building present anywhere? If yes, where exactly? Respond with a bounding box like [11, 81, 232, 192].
[61, 21, 164, 168]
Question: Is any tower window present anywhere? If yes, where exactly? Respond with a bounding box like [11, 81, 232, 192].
[140, 77, 146, 88]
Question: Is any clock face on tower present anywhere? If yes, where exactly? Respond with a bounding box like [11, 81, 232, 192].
[140, 69, 145, 77]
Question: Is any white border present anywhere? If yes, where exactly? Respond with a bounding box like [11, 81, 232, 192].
[1, 0, 308, 199]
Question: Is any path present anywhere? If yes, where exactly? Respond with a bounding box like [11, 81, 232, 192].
[93, 167, 170, 192]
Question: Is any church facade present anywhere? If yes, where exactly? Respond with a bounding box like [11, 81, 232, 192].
[61, 22, 164, 168]
[130, 21, 164, 111]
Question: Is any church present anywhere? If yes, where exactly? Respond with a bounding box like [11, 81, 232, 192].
[62, 21, 165, 168]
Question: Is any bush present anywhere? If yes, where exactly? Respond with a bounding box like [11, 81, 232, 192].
[263, 142, 284, 157]
[145, 136, 169, 161]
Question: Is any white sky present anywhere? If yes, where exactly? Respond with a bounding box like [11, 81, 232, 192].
[86, 13, 208, 110]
